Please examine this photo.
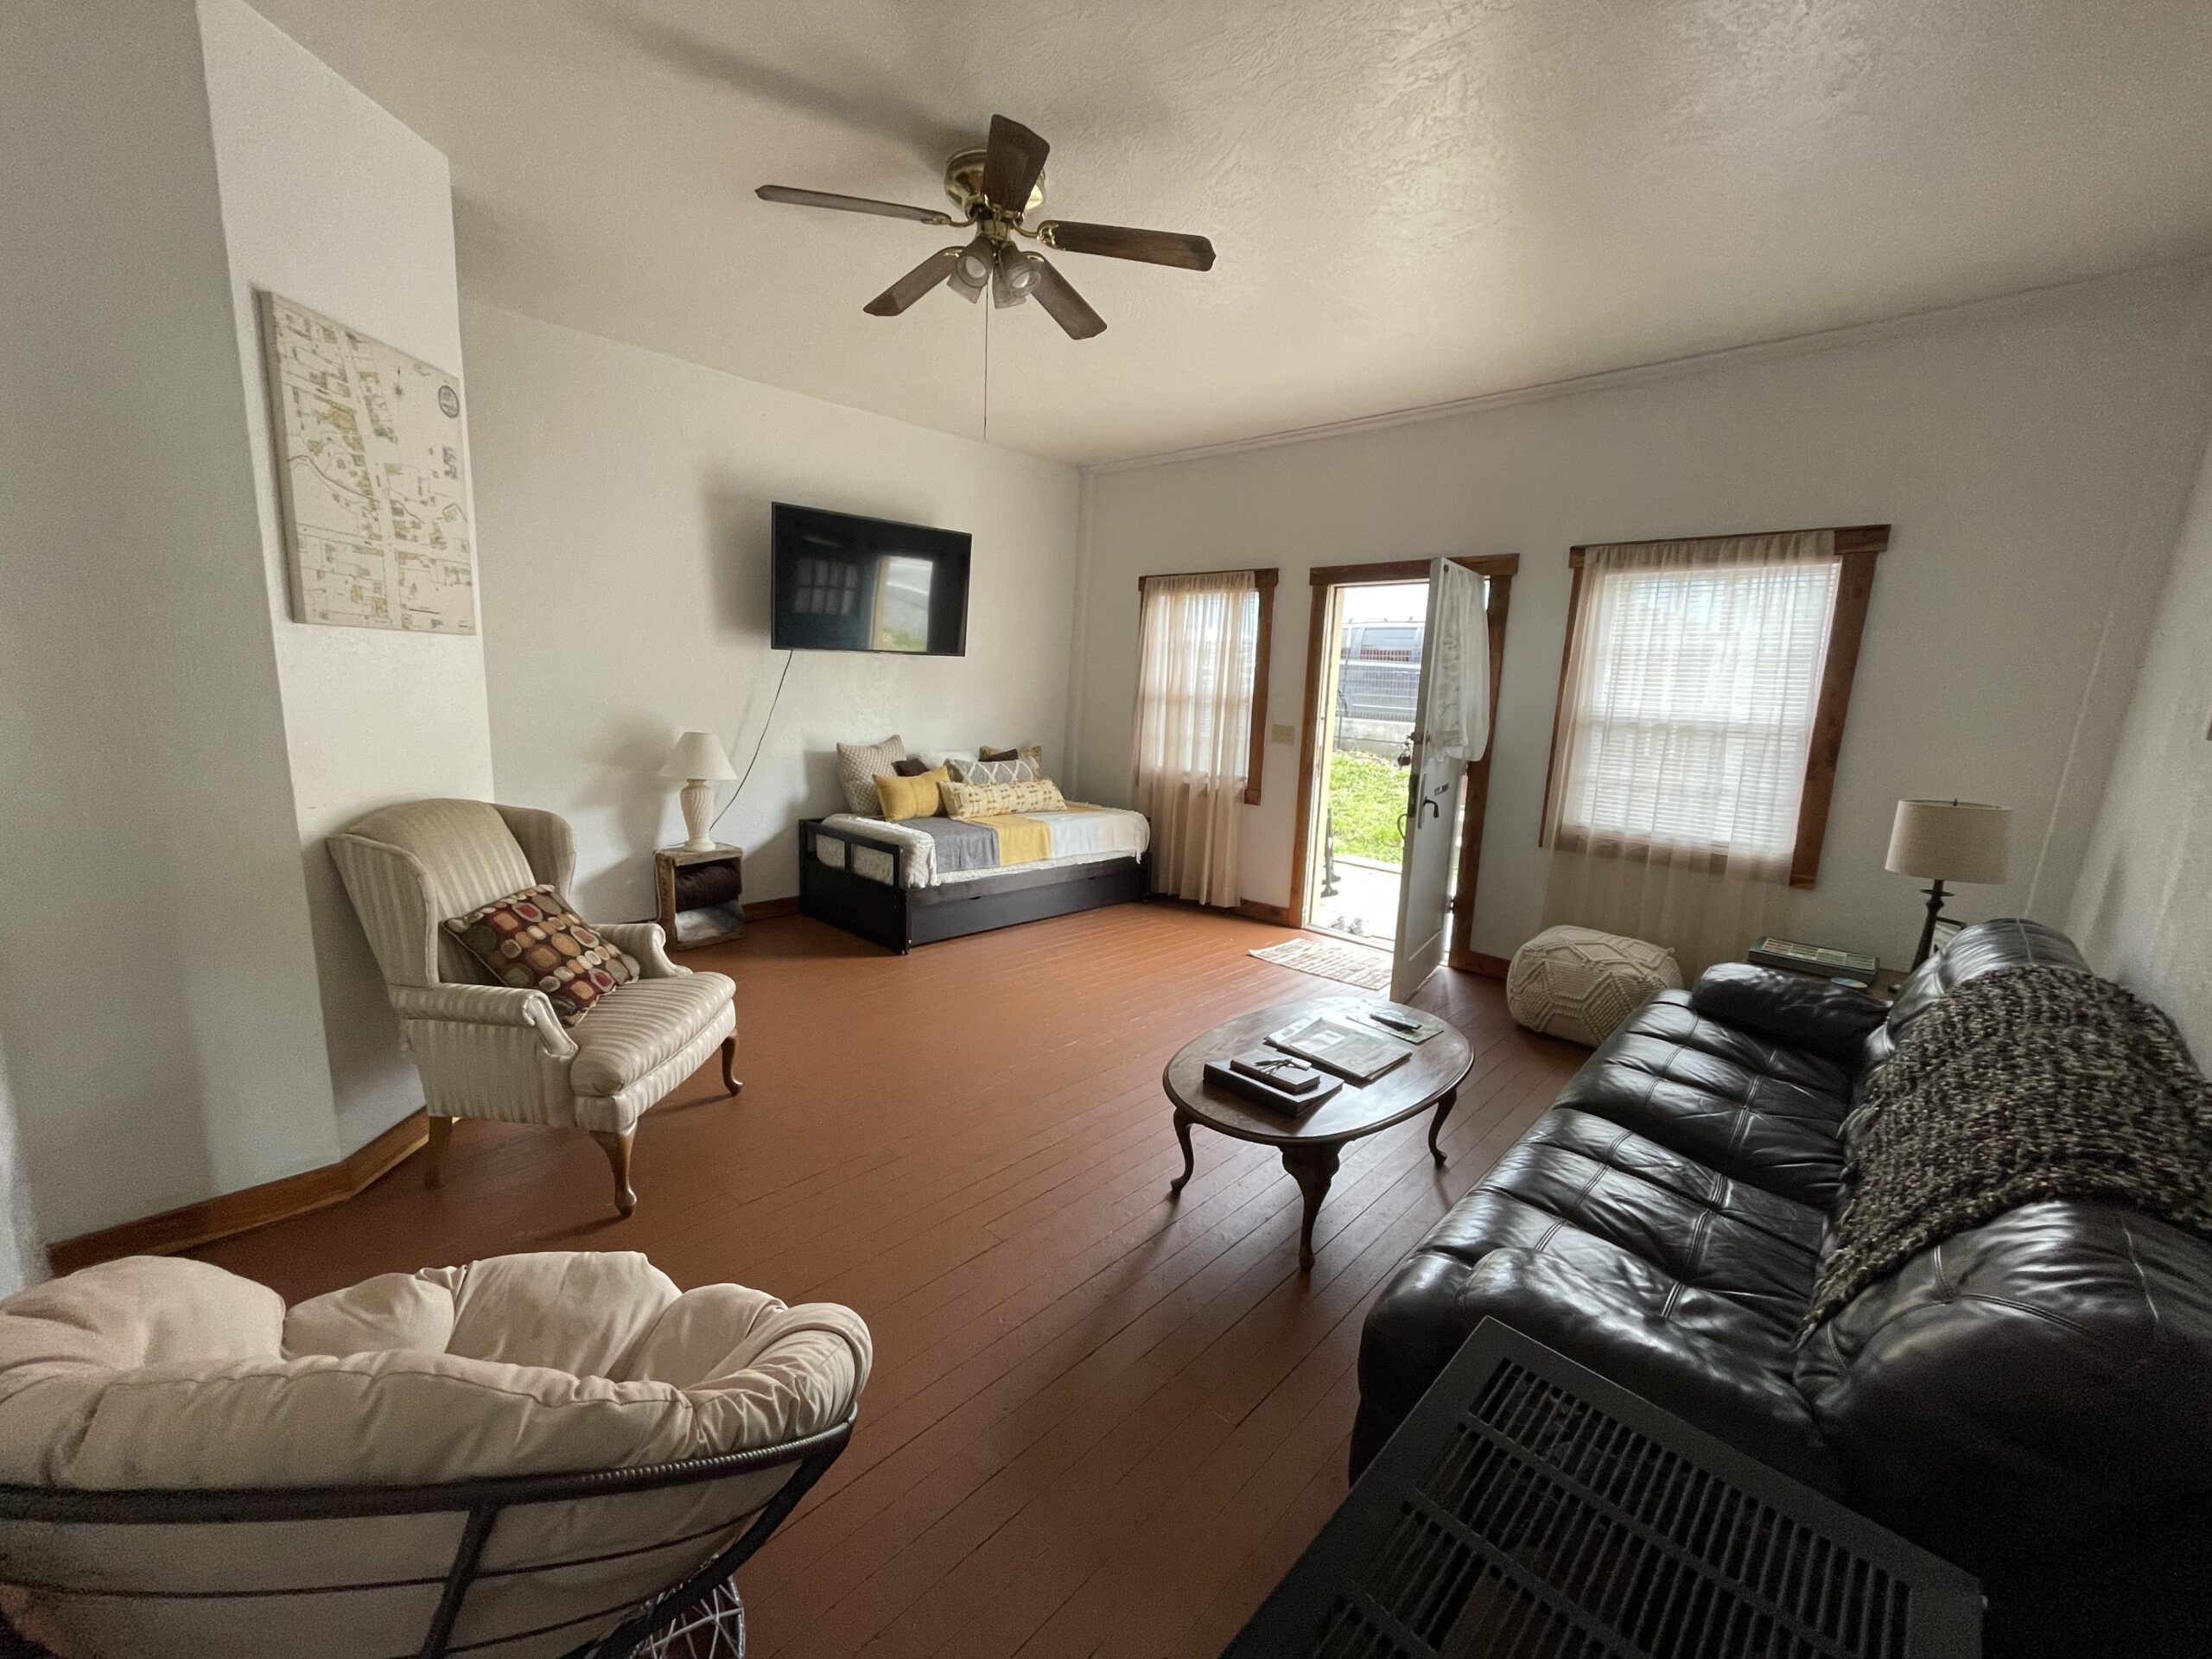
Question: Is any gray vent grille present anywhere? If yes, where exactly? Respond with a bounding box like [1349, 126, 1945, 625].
[1326, 1359, 1908, 1659]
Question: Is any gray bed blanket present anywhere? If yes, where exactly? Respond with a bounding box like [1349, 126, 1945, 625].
[903, 816, 1001, 874]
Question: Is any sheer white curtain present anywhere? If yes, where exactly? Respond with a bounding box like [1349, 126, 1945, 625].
[1130, 571, 1260, 907]
[1541, 531, 1840, 972]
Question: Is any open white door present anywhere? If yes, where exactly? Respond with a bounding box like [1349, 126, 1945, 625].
[1390, 560, 1489, 1002]
[1390, 563, 1459, 1001]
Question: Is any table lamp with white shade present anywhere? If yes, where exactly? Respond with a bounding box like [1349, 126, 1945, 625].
[1885, 798, 2011, 969]
[661, 731, 737, 852]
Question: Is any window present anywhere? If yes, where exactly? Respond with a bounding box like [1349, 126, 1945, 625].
[1543, 526, 1885, 889]
[1130, 568, 1277, 906]
[1134, 568, 1277, 805]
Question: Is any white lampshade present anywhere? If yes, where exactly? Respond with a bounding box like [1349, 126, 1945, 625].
[1885, 799, 2010, 885]
[659, 730, 736, 782]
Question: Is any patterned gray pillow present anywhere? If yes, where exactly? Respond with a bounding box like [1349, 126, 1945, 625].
[836, 734, 906, 815]
[950, 746, 1043, 785]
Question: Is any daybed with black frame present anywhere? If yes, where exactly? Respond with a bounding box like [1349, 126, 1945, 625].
[799, 817, 1147, 954]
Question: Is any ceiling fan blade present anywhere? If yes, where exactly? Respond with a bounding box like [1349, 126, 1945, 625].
[979, 114, 1050, 212]
[1035, 220, 1215, 271]
[756, 185, 953, 226]
[862, 247, 963, 316]
[1021, 252, 1106, 340]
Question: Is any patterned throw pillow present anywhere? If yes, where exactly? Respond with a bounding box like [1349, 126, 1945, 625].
[941, 777, 1068, 817]
[443, 886, 639, 1027]
[836, 735, 906, 815]
[950, 746, 1044, 785]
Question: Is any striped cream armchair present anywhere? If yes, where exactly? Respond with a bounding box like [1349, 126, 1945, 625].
[329, 799, 739, 1216]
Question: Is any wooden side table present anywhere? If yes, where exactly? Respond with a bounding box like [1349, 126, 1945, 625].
[653, 845, 745, 949]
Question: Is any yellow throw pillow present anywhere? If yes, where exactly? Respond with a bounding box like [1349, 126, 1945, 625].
[874, 766, 949, 821]
[941, 777, 1068, 817]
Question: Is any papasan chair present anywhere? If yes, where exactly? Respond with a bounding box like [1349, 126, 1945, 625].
[0, 1250, 869, 1658]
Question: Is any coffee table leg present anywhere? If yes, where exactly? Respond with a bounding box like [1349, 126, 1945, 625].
[1166, 1106, 1198, 1198]
[1281, 1142, 1341, 1269]
[1427, 1086, 1458, 1165]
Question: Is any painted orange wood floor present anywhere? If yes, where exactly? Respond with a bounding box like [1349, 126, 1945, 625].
[197, 903, 1580, 1659]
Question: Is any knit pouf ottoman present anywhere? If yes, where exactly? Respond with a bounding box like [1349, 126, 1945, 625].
[1505, 925, 1683, 1046]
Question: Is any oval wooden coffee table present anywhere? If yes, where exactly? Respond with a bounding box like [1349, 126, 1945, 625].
[1164, 995, 1473, 1268]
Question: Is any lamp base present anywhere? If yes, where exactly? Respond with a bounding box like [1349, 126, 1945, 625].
[1910, 879, 1951, 970]
[679, 781, 716, 853]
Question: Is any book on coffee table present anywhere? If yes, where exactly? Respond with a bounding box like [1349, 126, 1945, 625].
[1204, 1058, 1342, 1116]
[1230, 1047, 1326, 1095]
[1266, 1017, 1411, 1084]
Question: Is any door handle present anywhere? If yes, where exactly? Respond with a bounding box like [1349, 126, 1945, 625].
[1420, 796, 1441, 823]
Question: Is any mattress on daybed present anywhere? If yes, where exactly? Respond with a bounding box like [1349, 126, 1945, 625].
[817, 807, 1149, 888]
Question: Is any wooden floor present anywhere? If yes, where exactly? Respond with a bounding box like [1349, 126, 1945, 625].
[198, 902, 1579, 1659]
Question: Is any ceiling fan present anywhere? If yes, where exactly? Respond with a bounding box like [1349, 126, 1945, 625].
[756, 114, 1216, 340]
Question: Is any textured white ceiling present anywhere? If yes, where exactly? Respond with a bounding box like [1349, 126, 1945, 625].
[250, 0, 2212, 464]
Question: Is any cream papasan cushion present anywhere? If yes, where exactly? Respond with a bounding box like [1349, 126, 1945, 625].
[1505, 925, 1684, 1046]
[0, 1251, 870, 1658]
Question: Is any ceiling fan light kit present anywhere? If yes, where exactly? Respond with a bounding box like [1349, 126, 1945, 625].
[757, 113, 1216, 339]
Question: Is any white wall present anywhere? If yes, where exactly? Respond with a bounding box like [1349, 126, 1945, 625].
[2070, 430, 2212, 1056]
[1074, 265, 2212, 970]
[0, 1042, 41, 1294]
[461, 303, 1083, 920]
[200, 0, 494, 1156]
[0, 0, 341, 1236]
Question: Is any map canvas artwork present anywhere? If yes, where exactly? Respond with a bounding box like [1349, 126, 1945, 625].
[260, 292, 477, 633]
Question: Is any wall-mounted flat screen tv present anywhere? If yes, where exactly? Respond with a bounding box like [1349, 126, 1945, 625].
[769, 504, 971, 656]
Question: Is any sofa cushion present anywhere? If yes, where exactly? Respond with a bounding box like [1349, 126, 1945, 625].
[0, 1253, 873, 1659]
[0, 1252, 871, 1492]
[1554, 989, 1853, 1207]
[1863, 916, 2093, 1084]
[0, 1256, 283, 1376]
[1688, 963, 1888, 1065]
[1357, 1109, 1834, 1488]
[568, 972, 735, 1096]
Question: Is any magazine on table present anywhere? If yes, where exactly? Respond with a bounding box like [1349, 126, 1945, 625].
[1266, 1016, 1411, 1084]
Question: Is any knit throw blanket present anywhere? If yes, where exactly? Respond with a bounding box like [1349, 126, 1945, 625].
[1803, 965, 2212, 1333]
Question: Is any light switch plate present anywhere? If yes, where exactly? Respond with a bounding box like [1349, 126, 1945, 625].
[1270, 723, 1295, 745]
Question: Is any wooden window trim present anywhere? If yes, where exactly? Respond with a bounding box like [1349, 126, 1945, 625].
[1136, 567, 1278, 806]
[1540, 524, 1889, 891]
[1287, 555, 1521, 942]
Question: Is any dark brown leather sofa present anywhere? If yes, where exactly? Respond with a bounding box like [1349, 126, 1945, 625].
[1355, 919, 2212, 1657]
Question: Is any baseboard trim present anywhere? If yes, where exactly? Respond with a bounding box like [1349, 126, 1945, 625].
[47, 1109, 429, 1275]
[745, 895, 800, 920]
[1452, 950, 1511, 978]
[1236, 899, 1296, 927]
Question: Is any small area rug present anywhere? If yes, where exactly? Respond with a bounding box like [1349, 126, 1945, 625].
[1251, 936, 1392, 992]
